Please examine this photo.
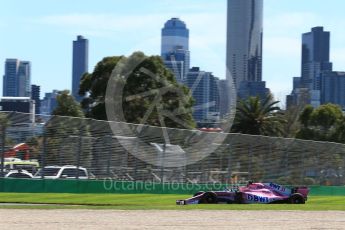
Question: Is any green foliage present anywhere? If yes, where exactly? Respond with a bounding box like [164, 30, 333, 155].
[299, 105, 313, 128]
[296, 104, 345, 142]
[43, 116, 92, 168]
[80, 51, 195, 129]
[0, 113, 10, 129]
[0, 113, 11, 147]
[25, 136, 40, 159]
[52, 90, 84, 118]
[333, 116, 345, 143]
[231, 94, 286, 136]
[311, 104, 342, 130]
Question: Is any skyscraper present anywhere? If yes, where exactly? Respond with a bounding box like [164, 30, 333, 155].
[161, 18, 190, 82]
[226, 0, 263, 89]
[321, 71, 345, 109]
[18, 61, 31, 97]
[185, 67, 220, 124]
[72, 35, 88, 101]
[40, 90, 59, 115]
[3, 59, 31, 97]
[301, 27, 332, 91]
[31, 84, 41, 115]
[287, 27, 332, 108]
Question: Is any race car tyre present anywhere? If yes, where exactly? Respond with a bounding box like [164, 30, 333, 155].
[289, 193, 305, 204]
[199, 192, 217, 204]
[193, 191, 205, 197]
[235, 192, 244, 204]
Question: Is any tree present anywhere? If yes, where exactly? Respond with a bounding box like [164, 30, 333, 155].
[299, 105, 314, 128]
[0, 113, 10, 174]
[296, 103, 344, 142]
[52, 90, 84, 118]
[231, 94, 286, 136]
[79, 51, 195, 129]
[333, 116, 345, 143]
[280, 105, 302, 138]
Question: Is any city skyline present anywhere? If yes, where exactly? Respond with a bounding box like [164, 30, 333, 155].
[2, 0, 345, 105]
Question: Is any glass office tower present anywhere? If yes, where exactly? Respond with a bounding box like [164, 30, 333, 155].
[161, 18, 190, 82]
[226, 0, 263, 89]
[72, 35, 88, 101]
[3, 59, 31, 97]
[301, 27, 332, 90]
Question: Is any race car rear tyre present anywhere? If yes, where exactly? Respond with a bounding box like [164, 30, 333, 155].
[193, 191, 205, 197]
[235, 192, 244, 204]
[289, 193, 305, 204]
[199, 192, 217, 204]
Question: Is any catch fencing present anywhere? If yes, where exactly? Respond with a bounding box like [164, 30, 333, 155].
[0, 111, 344, 186]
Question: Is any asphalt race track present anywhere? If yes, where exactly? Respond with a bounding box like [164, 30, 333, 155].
[1, 209, 345, 229]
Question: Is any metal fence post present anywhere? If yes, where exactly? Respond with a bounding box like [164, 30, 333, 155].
[41, 127, 47, 179]
[226, 144, 232, 184]
[160, 143, 166, 184]
[106, 135, 112, 177]
[76, 126, 83, 179]
[133, 139, 138, 181]
[266, 141, 272, 179]
[0, 125, 6, 177]
[248, 144, 253, 179]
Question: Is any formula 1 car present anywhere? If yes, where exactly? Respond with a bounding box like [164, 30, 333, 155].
[176, 182, 309, 205]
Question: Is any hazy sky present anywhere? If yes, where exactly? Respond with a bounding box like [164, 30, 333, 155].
[1, 0, 345, 105]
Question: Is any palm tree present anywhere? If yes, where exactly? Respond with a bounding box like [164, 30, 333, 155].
[231, 94, 286, 136]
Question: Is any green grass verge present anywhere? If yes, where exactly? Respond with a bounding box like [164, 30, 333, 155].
[0, 193, 344, 210]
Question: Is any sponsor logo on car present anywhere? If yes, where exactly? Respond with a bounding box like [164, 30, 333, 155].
[269, 182, 286, 192]
[247, 194, 269, 203]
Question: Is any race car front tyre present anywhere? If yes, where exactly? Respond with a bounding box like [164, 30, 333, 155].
[199, 192, 217, 204]
[289, 193, 305, 204]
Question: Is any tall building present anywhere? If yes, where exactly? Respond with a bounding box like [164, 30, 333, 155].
[287, 27, 332, 108]
[18, 61, 31, 97]
[3, 59, 31, 97]
[301, 27, 332, 91]
[218, 79, 229, 117]
[40, 90, 59, 115]
[226, 0, 263, 89]
[321, 71, 345, 109]
[72, 35, 88, 101]
[161, 18, 190, 82]
[237, 81, 269, 100]
[31, 84, 41, 115]
[185, 67, 220, 124]
[3, 59, 19, 96]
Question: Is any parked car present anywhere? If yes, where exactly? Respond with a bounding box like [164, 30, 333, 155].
[33, 165, 89, 179]
[5, 170, 33, 179]
[176, 182, 309, 205]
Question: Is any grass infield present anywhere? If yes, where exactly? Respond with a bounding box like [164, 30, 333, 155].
[0, 193, 344, 210]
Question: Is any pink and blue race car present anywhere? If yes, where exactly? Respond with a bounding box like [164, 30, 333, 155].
[176, 182, 309, 205]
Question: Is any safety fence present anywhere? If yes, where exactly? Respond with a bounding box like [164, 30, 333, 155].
[0, 111, 345, 187]
[1, 179, 345, 196]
